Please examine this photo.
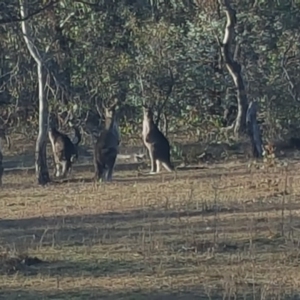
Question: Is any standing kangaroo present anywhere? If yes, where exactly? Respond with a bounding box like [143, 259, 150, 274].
[48, 122, 81, 178]
[0, 130, 11, 186]
[142, 105, 174, 174]
[93, 100, 120, 182]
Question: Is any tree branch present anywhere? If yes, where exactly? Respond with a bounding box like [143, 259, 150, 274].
[19, 0, 42, 64]
[217, 0, 263, 157]
[0, 0, 59, 25]
[19, 0, 50, 184]
[218, 0, 247, 136]
[155, 67, 175, 127]
[281, 42, 299, 102]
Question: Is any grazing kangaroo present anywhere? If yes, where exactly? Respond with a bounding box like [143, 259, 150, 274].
[0, 130, 11, 186]
[48, 122, 81, 178]
[93, 100, 120, 182]
[142, 105, 174, 174]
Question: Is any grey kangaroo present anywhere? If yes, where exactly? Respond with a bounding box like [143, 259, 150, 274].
[48, 122, 81, 178]
[142, 105, 174, 174]
[93, 99, 120, 182]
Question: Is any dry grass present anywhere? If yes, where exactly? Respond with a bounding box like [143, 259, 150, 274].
[1, 161, 300, 299]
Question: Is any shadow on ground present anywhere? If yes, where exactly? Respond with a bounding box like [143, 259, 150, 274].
[3, 165, 259, 189]
[0, 203, 298, 272]
[0, 202, 299, 298]
[0, 200, 298, 246]
[0, 288, 298, 300]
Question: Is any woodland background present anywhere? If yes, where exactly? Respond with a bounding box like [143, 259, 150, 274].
[1, 0, 300, 161]
[2, 2, 300, 298]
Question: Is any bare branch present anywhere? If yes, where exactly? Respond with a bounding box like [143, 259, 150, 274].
[0, 110, 13, 127]
[137, 73, 146, 106]
[0, 57, 19, 81]
[74, 0, 98, 7]
[233, 41, 241, 61]
[95, 102, 103, 120]
[59, 12, 75, 29]
[220, 123, 235, 132]
[155, 67, 175, 127]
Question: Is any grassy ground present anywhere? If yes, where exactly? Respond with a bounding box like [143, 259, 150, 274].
[1, 161, 300, 299]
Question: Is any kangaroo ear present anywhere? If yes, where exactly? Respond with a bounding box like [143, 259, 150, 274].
[67, 120, 74, 128]
[48, 112, 58, 130]
[142, 105, 148, 114]
[5, 135, 11, 150]
[110, 97, 119, 110]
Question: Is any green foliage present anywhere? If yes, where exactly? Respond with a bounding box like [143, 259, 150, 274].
[1, 0, 300, 144]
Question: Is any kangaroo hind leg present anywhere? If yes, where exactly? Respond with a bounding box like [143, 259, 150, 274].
[148, 145, 156, 174]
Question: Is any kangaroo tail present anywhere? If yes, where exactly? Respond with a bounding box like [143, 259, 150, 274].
[162, 160, 174, 172]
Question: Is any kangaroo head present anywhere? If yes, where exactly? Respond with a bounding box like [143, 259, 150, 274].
[48, 126, 59, 137]
[104, 106, 116, 121]
[142, 104, 154, 122]
[103, 98, 119, 130]
[104, 99, 118, 117]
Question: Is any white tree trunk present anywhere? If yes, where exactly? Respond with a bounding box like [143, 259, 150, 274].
[19, 0, 50, 184]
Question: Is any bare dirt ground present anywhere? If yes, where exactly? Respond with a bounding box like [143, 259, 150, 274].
[1, 148, 300, 299]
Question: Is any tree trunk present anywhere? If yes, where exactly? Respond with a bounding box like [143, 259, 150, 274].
[19, 0, 50, 185]
[218, 0, 248, 136]
[218, 0, 263, 158]
[246, 101, 263, 158]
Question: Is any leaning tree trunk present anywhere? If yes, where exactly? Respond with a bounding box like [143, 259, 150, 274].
[218, 0, 263, 157]
[19, 0, 50, 184]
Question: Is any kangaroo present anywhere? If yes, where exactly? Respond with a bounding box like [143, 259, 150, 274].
[93, 100, 120, 182]
[0, 130, 11, 187]
[142, 105, 174, 174]
[48, 123, 81, 178]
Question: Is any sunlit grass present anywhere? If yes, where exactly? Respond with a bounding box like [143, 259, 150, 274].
[0, 162, 300, 299]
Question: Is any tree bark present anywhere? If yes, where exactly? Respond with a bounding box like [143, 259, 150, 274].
[246, 101, 263, 158]
[20, 0, 50, 185]
[218, 0, 263, 158]
[218, 0, 248, 136]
